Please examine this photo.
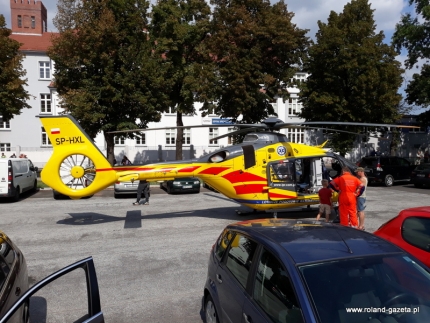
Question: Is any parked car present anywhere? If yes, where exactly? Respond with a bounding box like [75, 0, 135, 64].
[357, 156, 415, 186]
[0, 230, 29, 323]
[0, 158, 38, 201]
[0, 230, 103, 323]
[204, 219, 430, 323]
[374, 206, 430, 268]
[410, 163, 430, 188]
[160, 177, 200, 194]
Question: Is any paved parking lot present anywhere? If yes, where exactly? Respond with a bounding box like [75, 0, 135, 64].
[1, 184, 429, 322]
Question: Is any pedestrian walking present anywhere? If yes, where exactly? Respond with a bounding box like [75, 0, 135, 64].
[133, 180, 149, 205]
[330, 166, 364, 228]
[355, 167, 368, 231]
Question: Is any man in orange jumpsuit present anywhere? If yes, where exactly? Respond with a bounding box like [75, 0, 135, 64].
[330, 166, 364, 227]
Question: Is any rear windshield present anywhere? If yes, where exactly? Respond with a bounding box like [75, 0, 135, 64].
[416, 163, 430, 171]
[359, 158, 378, 168]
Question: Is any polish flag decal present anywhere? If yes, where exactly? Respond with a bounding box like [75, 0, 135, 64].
[51, 128, 60, 135]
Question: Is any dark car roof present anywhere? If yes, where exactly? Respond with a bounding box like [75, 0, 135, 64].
[228, 219, 402, 264]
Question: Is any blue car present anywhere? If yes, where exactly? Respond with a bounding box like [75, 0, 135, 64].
[204, 219, 430, 323]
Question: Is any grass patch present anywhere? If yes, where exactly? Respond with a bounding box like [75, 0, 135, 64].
[37, 179, 50, 189]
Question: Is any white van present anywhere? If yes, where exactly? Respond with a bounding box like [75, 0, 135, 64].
[0, 158, 38, 201]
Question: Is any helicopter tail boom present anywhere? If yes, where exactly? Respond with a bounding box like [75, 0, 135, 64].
[39, 115, 116, 198]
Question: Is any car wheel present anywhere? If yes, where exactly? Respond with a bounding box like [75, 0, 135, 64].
[53, 190, 65, 200]
[384, 175, 394, 187]
[414, 183, 423, 188]
[167, 186, 171, 194]
[114, 192, 120, 199]
[12, 186, 20, 202]
[204, 294, 219, 323]
[32, 179, 38, 192]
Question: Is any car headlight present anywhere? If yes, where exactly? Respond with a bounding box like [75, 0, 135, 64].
[173, 181, 181, 185]
[194, 181, 200, 184]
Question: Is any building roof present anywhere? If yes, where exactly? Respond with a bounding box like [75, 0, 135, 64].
[10, 32, 58, 52]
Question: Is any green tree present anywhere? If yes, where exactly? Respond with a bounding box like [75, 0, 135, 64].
[393, 0, 430, 110]
[198, 0, 309, 124]
[0, 15, 31, 121]
[150, 0, 211, 160]
[49, 0, 165, 164]
[299, 0, 403, 155]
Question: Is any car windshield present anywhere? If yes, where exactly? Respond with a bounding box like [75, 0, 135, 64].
[360, 158, 379, 168]
[299, 255, 430, 323]
[416, 163, 430, 171]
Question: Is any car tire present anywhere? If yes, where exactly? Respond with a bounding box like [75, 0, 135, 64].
[32, 179, 38, 192]
[414, 183, 423, 188]
[53, 190, 66, 200]
[12, 186, 20, 202]
[114, 192, 120, 199]
[384, 175, 394, 187]
[167, 186, 171, 194]
[204, 294, 219, 323]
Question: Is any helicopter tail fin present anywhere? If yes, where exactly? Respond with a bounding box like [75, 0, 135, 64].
[39, 115, 116, 198]
[316, 140, 329, 148]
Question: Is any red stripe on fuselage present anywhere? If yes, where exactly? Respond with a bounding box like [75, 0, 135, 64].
[198, 167, 230, 175]
[234, 184, 266, 195]
[268, 192, 296, 199]
[97, 167, 155, 172]
[222, 170, 266, 184]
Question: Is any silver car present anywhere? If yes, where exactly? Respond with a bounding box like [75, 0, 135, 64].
[114, 181, 151, 198]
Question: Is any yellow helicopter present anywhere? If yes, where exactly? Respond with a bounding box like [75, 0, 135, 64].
[39, 115, 415, 214]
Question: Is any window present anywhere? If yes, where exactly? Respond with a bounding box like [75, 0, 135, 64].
[253, 249, 303, 323]
[114, 137, 125, 145]
[215, 230, 235, 260]
[41, 127, 51, 146]
[402, 217, 430, 252]
[31, 16, 35, 29]
[0, 241, 15, 291]
[288, 97, 303, 115]
[17, 15, 22, 28]
[135, 134, 145, 145]
[166, 129, 176, 145]
[183, 128, 191, 145]
[228, 128, 235, 145]
[0, 120, 10, 129]
[0, 143, 11, 152]
[287, 128, 304, 144]
[225, 233, 258, 288]
[39, 61, 51, 79]
[209, 128, 219, 145]
[40, 94, 51, 113]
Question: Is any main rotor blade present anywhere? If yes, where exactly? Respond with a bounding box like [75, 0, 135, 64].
[108, 123, 267, 134]
[289, 125, 389, 138]
[209, 127, 263, 142]
[274, 121, 419, 130]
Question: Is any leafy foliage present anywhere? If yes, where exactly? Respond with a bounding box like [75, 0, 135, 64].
[197, 0, 309, 124]
[150, 0, 211, 159]
[0, 15, 31, 121]
[49, 0, 166, 164]
[299, 0, 403, 155]
[393, 0, 430, 111]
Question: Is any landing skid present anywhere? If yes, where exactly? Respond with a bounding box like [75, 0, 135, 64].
[235, 209, 266, 216]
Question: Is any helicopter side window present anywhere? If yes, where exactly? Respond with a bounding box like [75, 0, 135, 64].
[209, 151, 228, 163]
[272, 163, 294, 182]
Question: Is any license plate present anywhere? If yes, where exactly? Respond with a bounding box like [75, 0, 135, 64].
[417, 174, 425, 177]
[182, 185, 192, 188]
[125, 184, 137, 187]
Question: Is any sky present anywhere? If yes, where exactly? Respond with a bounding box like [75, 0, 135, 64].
[0, 0, 425, 114]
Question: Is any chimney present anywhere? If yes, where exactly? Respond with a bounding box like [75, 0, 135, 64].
[10, 0, 47, 35]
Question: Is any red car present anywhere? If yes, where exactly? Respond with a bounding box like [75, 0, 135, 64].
[374, 206, 430, 267]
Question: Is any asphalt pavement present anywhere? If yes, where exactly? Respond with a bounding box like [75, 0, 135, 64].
[1, 183, 429, 322]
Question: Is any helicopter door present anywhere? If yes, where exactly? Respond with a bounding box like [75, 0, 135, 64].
[267, 160, 297, 196]
[296, 158, 324, 195]
[312, 158, 323, 192]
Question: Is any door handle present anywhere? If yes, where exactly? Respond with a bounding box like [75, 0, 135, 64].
[243, 313, 252, 323]
[216, 274, 222, 283]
